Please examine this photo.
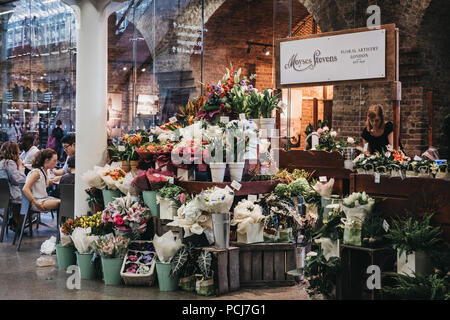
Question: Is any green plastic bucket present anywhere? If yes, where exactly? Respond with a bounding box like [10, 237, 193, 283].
[142, 191, 159, 217]
[76, 252, 97, 280]
[156, 261, 179, 291]
[56, 244, 76, 270]
[102, 189, 123, 208]
[101, 257, 124, 286]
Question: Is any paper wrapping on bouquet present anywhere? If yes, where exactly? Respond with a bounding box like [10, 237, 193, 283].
[153, 231, 183, 263]
[315, 237, 340, 260]
[155, 152, 173, 173]
[131, 170, 150, 191]
[342, 217, 363, 246]
[115, 171, 140, 196]
[71, 227, 99, 254]
[199, 186, 235, 214]
[60, 228, 73, 247]
[342, 202, 374, 221]
[136, 149, 155, 161]
[312, 178, 335, 198]
[237, 222, 264, 244]
[157, 197, 178, 221]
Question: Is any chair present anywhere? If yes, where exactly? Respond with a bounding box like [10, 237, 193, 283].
[0, 179, 11, 242]
[57, 184, 74, 243]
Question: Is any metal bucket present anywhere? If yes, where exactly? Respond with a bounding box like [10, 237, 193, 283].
[212, 213, 230, 249]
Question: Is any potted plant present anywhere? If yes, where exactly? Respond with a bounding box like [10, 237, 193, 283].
[385, 214, 443, 277]
[101, 194, 150, 240]
[206, 137, 227, 183]
[435, 163, 448, 179]
[341, 192, 375, 246]
[258, 89, 281, 133]
[157, 185, 190, 221]
[170, 243, 199, 292]
[153, 231, 183, 291]
[100, 168, 126, 207]
[93, 235, 130, 285]
[123, 133, 143, 172]
[56, 217, 80, 270]
[195, 250, 215, 296]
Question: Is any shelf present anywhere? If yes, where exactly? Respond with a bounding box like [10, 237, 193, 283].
[176, 179, 283, 196]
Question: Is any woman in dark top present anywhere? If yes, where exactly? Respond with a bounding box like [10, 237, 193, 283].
[52, 120, 64, 161]
[361, 104, 394, 154]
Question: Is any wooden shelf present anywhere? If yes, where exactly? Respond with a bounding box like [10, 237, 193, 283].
[176, 179, 284, 196]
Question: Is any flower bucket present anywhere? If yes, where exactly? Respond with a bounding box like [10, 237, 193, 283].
[142, 191, 159, 217]
[436, 166, 448, 179]
[397, 250, 433, 277]
[76, 252, 97, 280]
[177, 168, 194, 181]
[156, 261, 179, 291]
[101, 257, 124, 285]
[237, 223, 264, 244]
[417, 166, 431, 178]
[102, 189, 123, 208]
[363, 164, 375, 175]
[159, 198, 177, 221]
[209, 162, 227, 183]
[356, 168, 366, 174]
[179, 275, 196, 292]
[121, 161, 131, 173]
[278, 228, 293, 243]
[228, 162, 245, 182]
[259, 118, 275, 137]
[212, 213, 230, 249]
[251, 118, 261, 129]
[406, 170, 418, 178]
[56, 244, 76, 270]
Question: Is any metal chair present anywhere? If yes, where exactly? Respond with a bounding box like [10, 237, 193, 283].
[57, 184, 74, 243]
[0, 179, 11, 242]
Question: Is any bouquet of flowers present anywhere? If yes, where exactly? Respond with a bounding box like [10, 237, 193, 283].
[82, 166, 107, 190]
[198, 186, 235, 213]
[341, 192, 375, 246]
[131, 168, 173, 191]
[70, 227, 99, 254]
[224, 119, 258, 162]
[177, 97, 206, 126]
[101, 194, 150, 239]
[157, 184, 190, 207]
[153, 230, 183, 263]
[93, 235, 130, 259]
[167, 197, 213, 236]
[231, 199, 265, 235]
[60, 217, 81, 247]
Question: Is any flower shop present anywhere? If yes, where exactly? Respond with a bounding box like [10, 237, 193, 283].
[49, 55, 450, 300]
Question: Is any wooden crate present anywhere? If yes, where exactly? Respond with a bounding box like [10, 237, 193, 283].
[196, 246, 240, 295]
[232, 242, 297, 287]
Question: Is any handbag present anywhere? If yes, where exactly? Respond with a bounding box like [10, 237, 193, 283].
[46, 136, 56, 149]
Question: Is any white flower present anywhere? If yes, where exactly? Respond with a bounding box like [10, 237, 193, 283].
[190, 223, 204, 235]
[331, 131, 337, 138]
[306, 251, 317, 257]
[267, 89, 273, 95]
[347, 137, 355, 144]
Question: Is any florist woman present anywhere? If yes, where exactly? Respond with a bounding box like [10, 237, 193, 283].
[361, 104, 395, 154]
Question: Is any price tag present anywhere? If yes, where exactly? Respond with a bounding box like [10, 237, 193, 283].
[118, 145, 125, 152]
[319, 176, 327, 182]
[230, 180, 242, 191]
[363, 143, 368, 152]
[239, 113, 246, 121]
[248, 195, 257, 202]
[149, 135, 153, 142]
[374, 172, 380, 183]
[169, 116, 178, 123]
[220, 116, 229, 124]
[383, 220, 390, 232]
[168, 177, 174, 184]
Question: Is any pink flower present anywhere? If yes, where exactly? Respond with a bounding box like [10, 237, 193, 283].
[114, 215, 124, 226]
[323, 126, 329, 132]
[179, 193, 187, 205]
[317, 128, 323, 134]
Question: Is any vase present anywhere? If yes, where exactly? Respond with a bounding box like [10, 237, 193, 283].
[417, 166, 431, 178]
[406, 170, 417, 178]
[129, 160, 139, 172]
[159, 198, 177, 220]
[155, 261, 179, 291]
[209, 162, 227, 183]
[76, 252, 97, 280]
[250, 118, 261, 129]
[228, 162, 245, 182]
[121, 160, 131, 173]
[259, 118, 275, 137]
[356, 168, 366, 174]
[101, 257, 124, 285]
[397, 250, 433, 277]
[142, 191, 159, 217]
[102, 189, 123, 208]
[56, 244, 76, 270]
[212, 213, 230, 249]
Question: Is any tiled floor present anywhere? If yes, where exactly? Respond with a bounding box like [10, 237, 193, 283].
[0, 214, 309, 300]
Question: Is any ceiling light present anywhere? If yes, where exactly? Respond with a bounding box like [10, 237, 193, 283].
[141, 68, 146, 72]
[123, 67, 127, 71]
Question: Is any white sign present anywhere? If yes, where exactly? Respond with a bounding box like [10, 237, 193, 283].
[280, 29, 386, 85]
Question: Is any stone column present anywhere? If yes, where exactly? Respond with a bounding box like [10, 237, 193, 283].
[62, 0, 126, 216]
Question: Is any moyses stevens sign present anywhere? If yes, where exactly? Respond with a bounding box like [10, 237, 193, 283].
[279, 29, 386, 85]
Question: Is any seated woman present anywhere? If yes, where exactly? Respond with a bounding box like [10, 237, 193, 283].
[0, 142, 26, 231]
[60, 156, 75, 185]
[23, 149, 60, 212]
[361, 104, 395, 154]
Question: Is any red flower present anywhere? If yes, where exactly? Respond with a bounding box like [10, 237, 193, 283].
[114, 215, 124, 226]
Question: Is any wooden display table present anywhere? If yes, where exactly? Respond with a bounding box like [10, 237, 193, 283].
[350, 174, 450, 242]
[177, 180, 283, 196]
[279, 150, 352, 196]
[231, 242, 297, 287]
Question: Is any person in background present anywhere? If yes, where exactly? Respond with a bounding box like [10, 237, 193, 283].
[361, 104, 395, 154]
[22, 149, 60, 212]
[6, 119, 20, 143]
[19, 133, 40, 174]
[0, 142, 26, 232]
[52, 133, 75, 178]
[51, 120, 64, 161]
[60, 155, 75, 185]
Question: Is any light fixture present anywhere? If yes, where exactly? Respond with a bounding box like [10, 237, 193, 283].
[247, 45, 251, 54]
[123, 67, 127, 71]
[263, 47, 270, 56]
[141, 68, 146, 72]
[246, 41, 273, 56]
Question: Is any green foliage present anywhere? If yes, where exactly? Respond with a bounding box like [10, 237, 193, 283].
[305, 120, 328, 149]
[299, 248, 340, 297]
[197, 250, 213, 279]
[274, 183, 290, 198]
[362, 211, 387, 240]
[259, 89, 281, 118]
[244, 90, 262, 119]
[313, 208, 345, 241]
[170, 243, 199, 278]
[383, 273, 450, 300]
[385, 214, 443, 256]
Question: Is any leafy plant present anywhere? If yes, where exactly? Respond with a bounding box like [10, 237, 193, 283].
[85, 187, 104, 210]
[259, 89, 281, 118]
[383, 273, 450, 300]
[362, 211, 387, 244]
[197, 250, 213, 279]
[299, 248, 340, 298]
[274, 183, 290, 198]
[313, 208, 345, 241]
[170, 243, 199, 278]
[305, 120, 328, 149]
[385, 214, 443, 256]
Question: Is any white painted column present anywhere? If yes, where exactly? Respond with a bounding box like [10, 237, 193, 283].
[63, 0, 125, 216]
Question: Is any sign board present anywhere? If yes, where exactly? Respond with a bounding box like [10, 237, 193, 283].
[137, 94, 159, 115]
[275, 24, 398, 88]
